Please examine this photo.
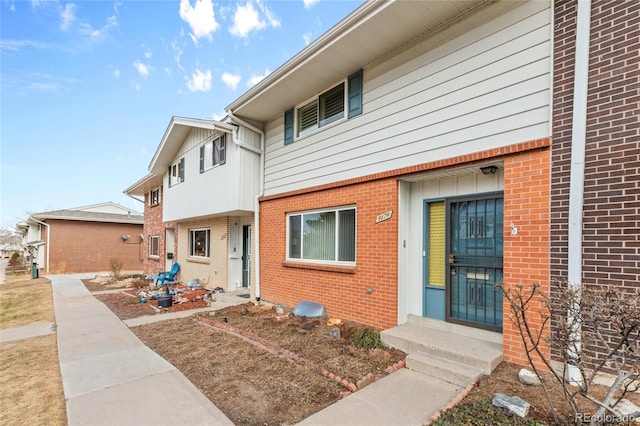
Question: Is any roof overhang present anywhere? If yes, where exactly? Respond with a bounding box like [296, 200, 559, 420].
[149, 116, 236, 174]
[123, 173, 163, 197]
[226, 0, 490, 123]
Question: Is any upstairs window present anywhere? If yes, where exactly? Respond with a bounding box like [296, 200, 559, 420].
[168, 158, 184, 187]
[149, 188, 160, 206]
[285, 69, 362, 145]
[200, 134, 226, 173]
[298, 83, 344, 137]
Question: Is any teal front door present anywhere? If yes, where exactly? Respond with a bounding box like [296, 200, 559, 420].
[447, 194, 503, 331]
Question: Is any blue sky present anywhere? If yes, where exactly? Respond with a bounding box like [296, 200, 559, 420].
[0, 0, 362, 229]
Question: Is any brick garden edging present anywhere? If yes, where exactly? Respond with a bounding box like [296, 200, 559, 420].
[198, 317, 406, 394]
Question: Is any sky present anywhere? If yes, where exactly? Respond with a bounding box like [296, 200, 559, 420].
[0, 0, 363, 229]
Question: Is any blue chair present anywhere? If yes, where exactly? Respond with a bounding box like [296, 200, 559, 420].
[155, 263, 180, 287]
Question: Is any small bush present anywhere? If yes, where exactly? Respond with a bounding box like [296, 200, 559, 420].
[109, 258, 123, 281]
[351, 328, 383, 348]
[8, 252, 21, 266]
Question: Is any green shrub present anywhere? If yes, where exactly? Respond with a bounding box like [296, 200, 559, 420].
[351, 328, 383, 348]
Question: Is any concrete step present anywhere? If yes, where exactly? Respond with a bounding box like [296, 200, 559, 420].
[381, 318, 502, 376]
[406, 352, 484, 387]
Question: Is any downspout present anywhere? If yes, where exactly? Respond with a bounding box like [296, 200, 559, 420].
[31, 218, 50, 274]
[227, 111, 265, 302]
[566, 0, 591, 385]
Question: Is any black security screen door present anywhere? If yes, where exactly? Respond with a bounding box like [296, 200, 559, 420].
[446, 194, 503, 331]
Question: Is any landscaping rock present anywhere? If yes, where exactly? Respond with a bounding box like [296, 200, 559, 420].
[518, 368, 542, 386]
[492, 393, 530, 418]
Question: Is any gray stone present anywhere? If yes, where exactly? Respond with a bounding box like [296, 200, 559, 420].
[328, 327, 341, 340]
[492, 393, 530, 418]
[518, 368, 542, 386]
[275, 307, 284, 315]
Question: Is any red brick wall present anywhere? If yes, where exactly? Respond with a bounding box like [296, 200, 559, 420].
[46, 219, 144, 273]
[260, 178, 399, 330]
[503, 148, 552, 368]
[143, 188, 177, 276]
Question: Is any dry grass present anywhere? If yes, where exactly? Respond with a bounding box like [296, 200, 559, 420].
[0, 278, 54, 329]
[0, 278, 67, 425]
[0, 334, 67, 426]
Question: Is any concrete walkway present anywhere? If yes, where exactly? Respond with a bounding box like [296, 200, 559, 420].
[0, 321, 56, 343]
[50, 274, 234, 426]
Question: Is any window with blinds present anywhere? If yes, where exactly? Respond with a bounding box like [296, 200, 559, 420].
[296, 82, 345, 137]
[287, 206, 356, 264]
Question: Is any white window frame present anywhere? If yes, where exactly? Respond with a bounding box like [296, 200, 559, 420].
[202, 135, 226, 172]
[169, 159, 183, 186]
[149, 188, 160, 206]
[149, 235, 160, 257]
[296, 81, 346, 137]
[189, 228, 210, 258]
[286, 205, 356, 265]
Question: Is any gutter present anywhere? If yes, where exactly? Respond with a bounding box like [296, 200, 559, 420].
[567, 0, 592, 385]
[228, 112, 265, 302]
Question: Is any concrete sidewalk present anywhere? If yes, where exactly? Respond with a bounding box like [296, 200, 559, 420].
[50, 274, 234, 426]
[0, 321, 56, 343]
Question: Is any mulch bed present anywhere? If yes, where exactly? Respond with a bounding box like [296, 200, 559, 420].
[94, 286, 210, 320]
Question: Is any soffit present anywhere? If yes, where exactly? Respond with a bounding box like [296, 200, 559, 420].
[227, 0, 489, 122]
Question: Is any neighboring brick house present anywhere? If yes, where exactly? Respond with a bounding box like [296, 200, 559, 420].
[226, 0, 553, 369]
[124, 174, 178, 278]
[549, 0, 639, 364]
[16, 202, 144, 274]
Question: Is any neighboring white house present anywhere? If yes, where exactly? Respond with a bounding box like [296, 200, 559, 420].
[142, 116, 263, 293]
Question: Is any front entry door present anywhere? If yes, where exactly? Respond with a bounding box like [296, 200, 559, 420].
[242, 225, 251, 288]
[447, 195, 503, 331]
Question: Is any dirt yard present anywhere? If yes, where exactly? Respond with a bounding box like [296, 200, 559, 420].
[87, 277, 640, 425]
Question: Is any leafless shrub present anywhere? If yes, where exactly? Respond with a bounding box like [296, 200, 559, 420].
[499, 280, 640, 425]
[108, 258, 123, 281]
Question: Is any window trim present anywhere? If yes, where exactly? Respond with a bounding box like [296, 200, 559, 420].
[149, 188, 161, 206]
[199, 134, 227, 173]
[296, 81, 346, 138]
[189, 228, 210, 259]
[286, 205, 356, 266]
[168, 158, 185, 187]
[149, 235, 160, 257]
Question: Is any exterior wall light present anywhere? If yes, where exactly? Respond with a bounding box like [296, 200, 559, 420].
[121, 234, 130, 242]
[480, 165, 498, 175]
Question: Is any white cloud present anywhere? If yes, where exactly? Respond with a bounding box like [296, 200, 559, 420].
[221, 72, 241, 90]
[134, 82, 141, 91]
[144, 48, 152, 59]
[179, 0, 219, 44]
[247, 68, 270, 87]
[0, 39, 46, 52]
[170, 40, 185, 71]
[133, 60, 150, 78]
[303, 0, 319, 9]
[187, 69, 212, 92]
[230, 0, 279, 39]
[78, 15, 118, 40]
[113, 68, 120, 78]
[303, 32, 312, 45]
[60, 3, 76, 31]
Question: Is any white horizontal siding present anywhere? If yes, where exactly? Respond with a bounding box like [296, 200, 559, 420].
[263, 1, 551, 197]
[164, 127, 260, 222]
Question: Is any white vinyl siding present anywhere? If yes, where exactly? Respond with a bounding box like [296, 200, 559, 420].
[263, 1, 551, 196]
[163, 126, 261, 222]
